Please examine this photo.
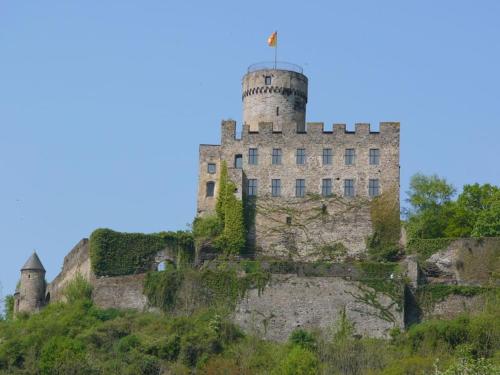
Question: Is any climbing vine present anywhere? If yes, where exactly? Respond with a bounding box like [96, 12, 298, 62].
[143, 261, 271, 312]
[90, 229, 194, 276]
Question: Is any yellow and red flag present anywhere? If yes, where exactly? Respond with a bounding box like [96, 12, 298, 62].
[267, 31, 277, 47]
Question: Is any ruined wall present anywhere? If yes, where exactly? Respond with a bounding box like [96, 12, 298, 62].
[92, 274, 148, 311]
[234, 274, 403, 341]
[46, 239, 92, 302]
[423, 237, 500, 285]
[197, 120, 400, 259]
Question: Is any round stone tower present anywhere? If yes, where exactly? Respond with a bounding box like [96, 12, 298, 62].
[17, 252, 46, 314]
[242, 63, 308, 133]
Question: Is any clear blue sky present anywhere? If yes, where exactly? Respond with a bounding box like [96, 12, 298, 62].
[1, 1, 499, 298]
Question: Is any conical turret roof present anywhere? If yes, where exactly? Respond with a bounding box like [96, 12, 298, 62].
[21, 252, 45, 272]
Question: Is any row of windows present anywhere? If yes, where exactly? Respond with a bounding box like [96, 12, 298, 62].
[207, 148, 380, 174]
[247, 148, 380, 166]
[206, 179, 380, 198]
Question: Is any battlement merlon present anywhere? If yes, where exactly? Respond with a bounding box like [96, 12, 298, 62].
[221, 120, 400, 144]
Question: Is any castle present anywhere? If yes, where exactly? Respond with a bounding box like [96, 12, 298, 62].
[197, 62, 400, 259]
[11, 61, 498, 342]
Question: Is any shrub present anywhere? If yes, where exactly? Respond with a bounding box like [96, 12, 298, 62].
[288, 329, 317, 352]
[63, 274, 93, 304]
[273, 346, 319, 375]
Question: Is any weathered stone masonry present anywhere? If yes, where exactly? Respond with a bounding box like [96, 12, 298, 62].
[197, 66, 400, 259]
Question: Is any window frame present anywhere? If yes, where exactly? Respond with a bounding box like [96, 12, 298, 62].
[247, 179, 258, 196]
[206, 181, 215, 197]
[248, 148, 258, 165]
[344, 179, 355, 197]
[272, 148, 282, 165]
[369, 149, 380, 165]
[296, 148, 306, 165]
[271, 179, 281, 197]
[344, 148, 356, 165]
[265, 76, 272, 85]
[207, 163, 216, 174]
[295, 179, 306, 197]
[234, 154, 243, 169]
[369, 179, 380, 197]
[322, 148, 333, 165]
[321, 178, 332, 197]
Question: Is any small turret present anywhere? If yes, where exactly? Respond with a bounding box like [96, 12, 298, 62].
[16, 252, 46, 314]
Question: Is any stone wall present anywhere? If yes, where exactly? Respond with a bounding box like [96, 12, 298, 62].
[46, 239, 92, 302]
[197, 120, 400, 259]
[422, 294, 487, 320]
[423, 237, 500, 285]
[242, 69, 308, 132]
[234, 274, 403, 341]
[92, 274, 148, 311]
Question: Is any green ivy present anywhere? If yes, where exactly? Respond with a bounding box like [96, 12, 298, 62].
[355, 261, 403, 302]
[143, 262, 270, 312]
[417, 284, 490, 306]
[215, 161, 228, 223]
[407, 238, 454, 260]
[90, 229, 194, 276]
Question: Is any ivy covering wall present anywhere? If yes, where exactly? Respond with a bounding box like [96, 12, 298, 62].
[90, 229, 194, 277]
[143, 262, 270, 312]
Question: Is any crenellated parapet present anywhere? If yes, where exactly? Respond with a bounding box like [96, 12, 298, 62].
[221, 120, 399, 144]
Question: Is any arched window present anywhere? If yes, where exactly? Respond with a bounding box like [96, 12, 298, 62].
[206, 182, 215, 197]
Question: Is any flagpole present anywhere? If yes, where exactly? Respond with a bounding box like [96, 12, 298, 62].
[274, 31, 277, 69]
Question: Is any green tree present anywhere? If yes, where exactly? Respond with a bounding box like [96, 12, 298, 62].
[445, 184, 500, 237]
[405, 174, 456, 239]
[472, 194, 500, 237]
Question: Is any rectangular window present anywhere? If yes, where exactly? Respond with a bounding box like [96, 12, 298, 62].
[322, 148, 332, 165]
[207, 163, 216, 174]
[271, 179, 281, 197]
[296, 148, 306, 165]
[345, 148, 355, 165]
[295, 179, 306, 197]
[247, 179, 258, 196]
[322, 179, 332, 197]
[265, 76, 272, 85]
[272, 148, 282, 165]
[369, 179, 380, 197]
[206, 182, 215, 197]
[249, 148, 258, 165]
[369, 149, 380, 165]
[234, 154, 243, 169]
[344, 179, 355, 197]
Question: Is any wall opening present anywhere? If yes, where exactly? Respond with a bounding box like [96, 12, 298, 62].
[157, 261, 167, 271]
[234, 154, 243, 169]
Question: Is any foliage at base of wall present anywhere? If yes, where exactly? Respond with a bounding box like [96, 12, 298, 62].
[63, 274, 93, 304]
[90, 229, 194, 277]
[367, 188, 401, 262]
[406, 238, 454, 260]
[0, 286, 498, 374]
[143, 261, 271, 313]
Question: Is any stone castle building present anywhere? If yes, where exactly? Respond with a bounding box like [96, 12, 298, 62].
[197, 63, 400, 259]
[13, 252, 47, 315]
